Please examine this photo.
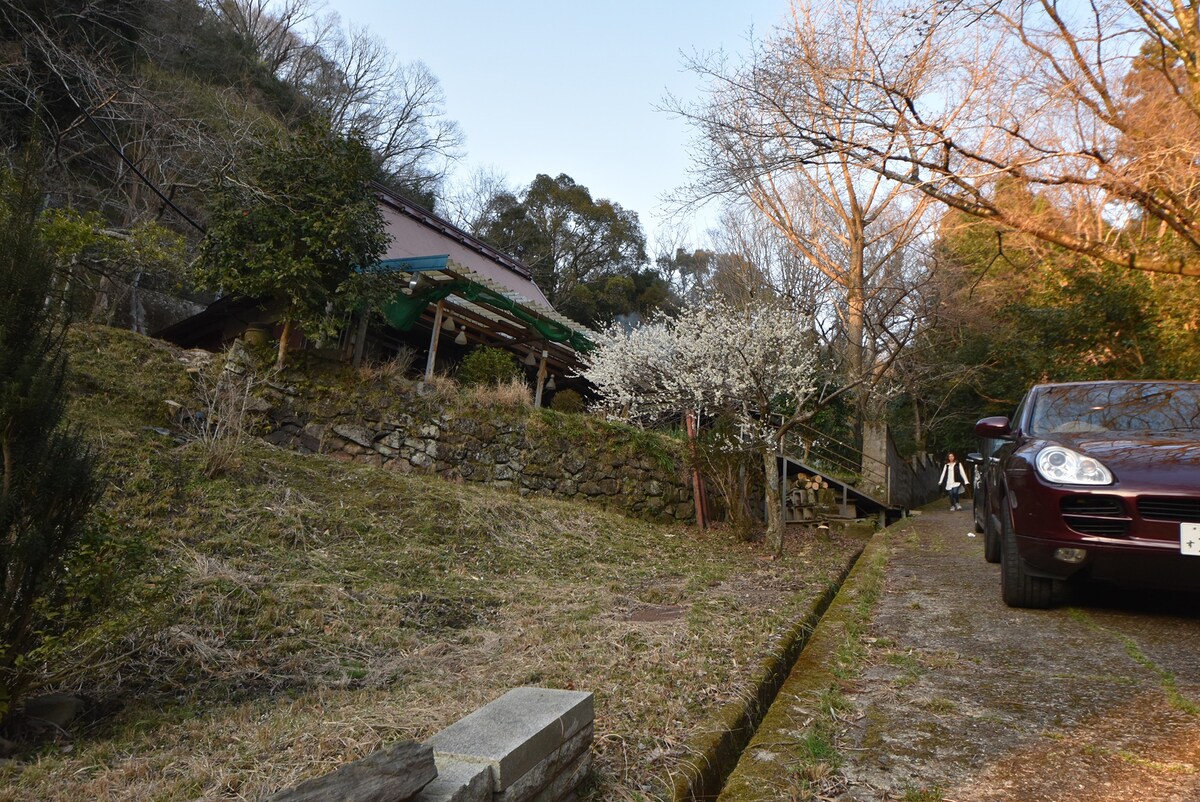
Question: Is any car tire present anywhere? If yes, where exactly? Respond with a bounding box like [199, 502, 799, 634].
[1000, 506, 1063, 608]
[983, 510, 1001, 564]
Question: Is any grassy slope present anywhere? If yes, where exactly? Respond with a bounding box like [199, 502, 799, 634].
[0, 326, 866, 802]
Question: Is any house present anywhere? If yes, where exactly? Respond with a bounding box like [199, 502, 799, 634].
[156, 184, 597, 404]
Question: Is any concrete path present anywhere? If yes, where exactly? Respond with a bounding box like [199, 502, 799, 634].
[719, 505, 1200, 801]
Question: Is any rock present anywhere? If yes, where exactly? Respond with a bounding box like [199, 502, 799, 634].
[22, 694, 85, 728]
[332, 425, 374, 447]
[263, 430, 296, 447]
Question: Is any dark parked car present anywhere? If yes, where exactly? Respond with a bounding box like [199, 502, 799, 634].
[967, 436, 1005, 563]
[975, 380, 1200, 608]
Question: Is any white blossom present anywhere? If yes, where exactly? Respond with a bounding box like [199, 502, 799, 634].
[582, 299, 818, 446]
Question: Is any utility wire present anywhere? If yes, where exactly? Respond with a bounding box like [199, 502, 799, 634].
[71, 93, 208, 235]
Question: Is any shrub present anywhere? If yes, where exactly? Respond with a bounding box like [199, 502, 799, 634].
[457, 346, 521, 386]
[187, 342, 268, 478]
[0, 158, 101, 721]
[550, 389, 585, 414]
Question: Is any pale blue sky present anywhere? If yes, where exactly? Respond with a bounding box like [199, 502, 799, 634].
[332, 0, 790, 247]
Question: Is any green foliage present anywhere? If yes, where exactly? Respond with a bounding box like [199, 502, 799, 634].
[478, 173, 660, 325]
[38, 207, 189, 323]
[457, 346, 522, 386]
[0, 158, 100, 720]
[560, 268, 678, 328]
[549, 388, 585, 414]
[896, 209, 1200, 456]
[197, 120, 388, 345]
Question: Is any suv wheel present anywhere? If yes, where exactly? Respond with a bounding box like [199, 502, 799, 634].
[983, 509, 1001, 564]
[1000, 509, 1064, 608]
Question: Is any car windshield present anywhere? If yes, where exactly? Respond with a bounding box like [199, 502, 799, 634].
[1028, 383, 1200, 435]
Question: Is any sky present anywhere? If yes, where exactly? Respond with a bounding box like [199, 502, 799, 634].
[331, 0, 791, 249]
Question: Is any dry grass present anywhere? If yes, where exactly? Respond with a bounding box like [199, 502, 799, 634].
[357, 346, 419, 387]
[417, 372, 460, 404]
[0, 327, 867, 801]
[465, 377, 533, 408]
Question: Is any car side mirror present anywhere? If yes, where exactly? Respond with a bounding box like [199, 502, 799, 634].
[975, 416, 1014, 440]
[965, 451, 983, 465]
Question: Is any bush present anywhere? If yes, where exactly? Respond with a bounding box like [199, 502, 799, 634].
[0, 158, 101, 721]
[457, 346, 521, 386]
[550, 389, 585, 414]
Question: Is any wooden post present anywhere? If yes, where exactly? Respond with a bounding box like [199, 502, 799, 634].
[265, 741, 436, 802]
[685, 410, 708, 529]
[534, 351, 548, 407]
[351, 311, 369, 369]
[781, 457, 790, 524]
[424, 300, 444, 381]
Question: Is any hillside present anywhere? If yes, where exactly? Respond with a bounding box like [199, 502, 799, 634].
[0, 326, 867, 801]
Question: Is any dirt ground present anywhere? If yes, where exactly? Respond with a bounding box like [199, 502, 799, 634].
[835, 506, 1200, 801]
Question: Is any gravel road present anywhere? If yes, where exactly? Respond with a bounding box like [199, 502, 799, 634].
[836, 506, 1200, 801]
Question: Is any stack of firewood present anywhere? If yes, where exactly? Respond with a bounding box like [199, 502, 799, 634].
[792, 473, 830, 492]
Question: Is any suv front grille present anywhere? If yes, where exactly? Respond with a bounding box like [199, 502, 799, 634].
[1061, 496, 1125, 516]
[1061, 495, 1129, 537]
[1138, 497, 1200, 523]
[1064, 517, 1130, 536]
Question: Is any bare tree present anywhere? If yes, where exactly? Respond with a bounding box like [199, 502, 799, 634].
[672, 0, 937, 420]
[301, 22, 463, 193]
[441, 165, 515, 236]
[205, 2, 463, 196]
[742, 0, 1200, 277]
[205, 0, 322, 77]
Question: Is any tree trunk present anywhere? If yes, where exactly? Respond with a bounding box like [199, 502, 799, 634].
[762, 447, 784, 558]
[846, 220, 867, 426]
[913, 401, 925, 453]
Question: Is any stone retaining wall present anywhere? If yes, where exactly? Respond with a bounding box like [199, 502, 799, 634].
[258, 390, 695, 524]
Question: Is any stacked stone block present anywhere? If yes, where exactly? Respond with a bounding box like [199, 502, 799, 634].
[262, 406, 694, 523]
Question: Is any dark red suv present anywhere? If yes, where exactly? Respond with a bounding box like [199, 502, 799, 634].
[975, 380, 1200, 608]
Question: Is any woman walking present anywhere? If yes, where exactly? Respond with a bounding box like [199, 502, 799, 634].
[940, 452, 970, 511]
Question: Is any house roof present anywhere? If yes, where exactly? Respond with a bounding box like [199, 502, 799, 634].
[156, 186, 596, 375]
[371, 186, 596, 369]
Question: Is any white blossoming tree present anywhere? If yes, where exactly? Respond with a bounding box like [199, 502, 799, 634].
[583, 299, 825, 557]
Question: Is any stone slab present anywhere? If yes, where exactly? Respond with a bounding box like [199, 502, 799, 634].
[410, 755, 492, 802]
[495, 723, 592, 802]
[528, 749, 592, 802]
[426, 687, 593, 793]
[265, 740, 435, 802]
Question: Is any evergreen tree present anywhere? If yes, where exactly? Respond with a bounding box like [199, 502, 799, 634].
[0, 159, 99, 720]
[198, 121, 388, 369]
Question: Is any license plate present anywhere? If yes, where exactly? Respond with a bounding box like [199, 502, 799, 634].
[1183, 523, 1200, 556]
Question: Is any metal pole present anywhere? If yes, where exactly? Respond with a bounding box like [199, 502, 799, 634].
[685, 410, 708, 529]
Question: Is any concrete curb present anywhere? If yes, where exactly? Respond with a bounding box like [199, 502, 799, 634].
[669, 536, 870, 801]
[714, 527, 893, 801]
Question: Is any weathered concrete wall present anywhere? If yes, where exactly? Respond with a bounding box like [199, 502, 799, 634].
[861, 423, 941, 509]
[258, 384, 695, 524]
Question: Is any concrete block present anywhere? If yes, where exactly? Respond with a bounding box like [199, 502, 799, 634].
[411, 755, 492, 802]
[494, 723, 592, 802]
[528, 749, 592, 802]
[426, 687, 593, 793]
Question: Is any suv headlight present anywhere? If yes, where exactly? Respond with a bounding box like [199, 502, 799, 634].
[1035, 446, 1113, 485]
